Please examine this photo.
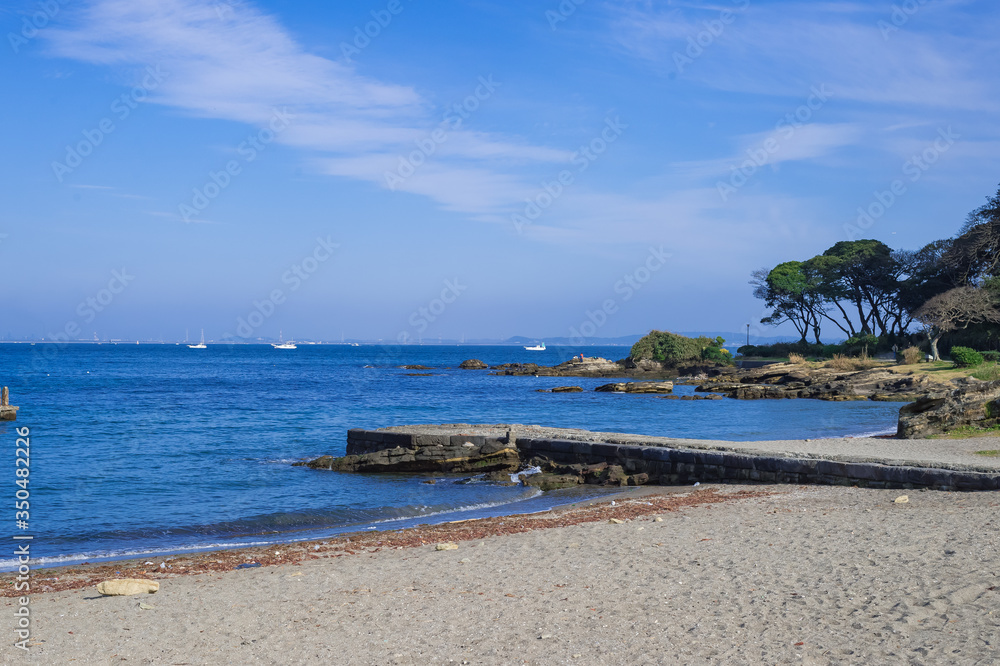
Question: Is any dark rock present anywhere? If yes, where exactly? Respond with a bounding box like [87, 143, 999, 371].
[521, 473, 582, 491]
[459, 359, 488, 369]
[627, 472, 650, 486]
[302, 441, 520, 474]
[897, 380, 1000, 438]
[400, 365, 433, 370]
[594, 381, 673, 394]
[550, 386, 584, 393]
[593, 464, 627, 486]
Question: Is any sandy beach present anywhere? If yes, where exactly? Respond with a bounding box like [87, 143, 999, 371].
[5, 483, 999, 665]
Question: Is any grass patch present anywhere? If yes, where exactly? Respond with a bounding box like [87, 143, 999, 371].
[971, 363, 1000, 381]
[826, 353, 878, 372]
[929, 424, 1000, 439]
[975, 449, 1000, 457]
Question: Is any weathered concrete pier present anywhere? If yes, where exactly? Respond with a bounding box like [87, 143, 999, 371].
[301, 424, 1000, 492]
[0, 387, 18, 421]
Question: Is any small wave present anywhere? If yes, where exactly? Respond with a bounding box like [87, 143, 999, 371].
[848, 427, 898, 438]
[360, 489, 543, 529]
[510, 466, 542, 483]
[0, 491, 548, 572]
[0, 539, 276, 572]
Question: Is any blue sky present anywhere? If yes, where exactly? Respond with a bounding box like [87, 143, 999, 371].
[2, 0, 998, 343]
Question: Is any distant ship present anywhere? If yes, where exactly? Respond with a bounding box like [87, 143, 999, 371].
[188, 330, 207, 349]
[524, 342, 546, 351]
[272, 331, 297, 350]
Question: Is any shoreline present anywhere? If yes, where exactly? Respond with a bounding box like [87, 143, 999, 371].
[1, 486, 762, 598]
[7, 483, 999, 664]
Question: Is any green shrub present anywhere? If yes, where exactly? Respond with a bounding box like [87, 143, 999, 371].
[820, 344, 842, 358]
[701, 343, 733, 365]
[840, 334, 880, 357]
[950, 346, 984, 368]
[981, 351, 1000, 363]
[735, 341, 829, 358]
[631, 331, 731, 365]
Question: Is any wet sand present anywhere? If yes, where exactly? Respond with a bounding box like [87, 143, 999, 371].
[5, 484, 999, 664]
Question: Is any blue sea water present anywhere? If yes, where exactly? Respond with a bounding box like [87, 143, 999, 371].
[0, 344, 903, 570]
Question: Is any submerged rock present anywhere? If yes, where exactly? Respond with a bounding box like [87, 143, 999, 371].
[595, 381, 674, 394]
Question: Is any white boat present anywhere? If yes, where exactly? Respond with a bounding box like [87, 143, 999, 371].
[188, 329, 207, 349]
[272, 331, 297, 349]
[524, 342, 546, 351]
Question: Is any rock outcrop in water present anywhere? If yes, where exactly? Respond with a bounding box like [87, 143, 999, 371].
[896, 379, 1000, 438]
[296, 428, 520, 474]
[490, 356, 702, 379]
[690, 363, 948, 402]
[594, 381, 674, 394]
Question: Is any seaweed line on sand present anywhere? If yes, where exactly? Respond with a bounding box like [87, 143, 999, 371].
[1, 487, 774, 598]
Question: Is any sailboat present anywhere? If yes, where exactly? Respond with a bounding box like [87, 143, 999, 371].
[524, 342, 546, 351]
[272, 331, 297, 350]
[188, 329, 207, 349]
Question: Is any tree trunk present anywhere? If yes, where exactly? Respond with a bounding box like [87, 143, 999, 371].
[928, 331, 941, 361]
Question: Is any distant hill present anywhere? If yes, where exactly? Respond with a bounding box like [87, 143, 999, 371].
[503, 335, 643, 346]
[502, 332, 802, 348]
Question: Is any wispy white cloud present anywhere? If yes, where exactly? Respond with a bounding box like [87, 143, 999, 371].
[46, 0, 571, 217]
[611, 2, 1000, 111]
[671, 123, 866, 180]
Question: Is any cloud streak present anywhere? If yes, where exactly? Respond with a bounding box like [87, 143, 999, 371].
[46, 0, 571, 219]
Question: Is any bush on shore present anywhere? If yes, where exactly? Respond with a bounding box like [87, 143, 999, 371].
[630, 331, 733, 365]
[950, 346, 985, 368]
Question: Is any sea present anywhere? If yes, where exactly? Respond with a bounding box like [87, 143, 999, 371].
[0, 343, 903, 571]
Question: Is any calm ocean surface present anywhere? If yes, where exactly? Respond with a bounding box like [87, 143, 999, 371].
[0, 344, 903, 570]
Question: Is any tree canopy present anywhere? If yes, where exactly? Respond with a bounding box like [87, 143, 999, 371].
[750, 180, 1000, 350]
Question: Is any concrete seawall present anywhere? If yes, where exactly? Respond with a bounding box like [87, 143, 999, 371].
[342, 425, 1000, 492]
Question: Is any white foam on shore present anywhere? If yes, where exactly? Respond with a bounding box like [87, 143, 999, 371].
[848, 427, 898, 438]
[0, 490, 548, 573]
[510, 466, 542, 483]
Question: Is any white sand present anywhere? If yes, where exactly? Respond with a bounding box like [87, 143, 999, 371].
[6, 484, 999, 664]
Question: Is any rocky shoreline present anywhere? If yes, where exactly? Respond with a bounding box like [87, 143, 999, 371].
[297, 423, 1000, 491]
[461, 356, 955, 403]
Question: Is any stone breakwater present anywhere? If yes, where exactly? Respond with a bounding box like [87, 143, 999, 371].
[0, 387, 17, 421]
[298, 424, 1000, 492]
